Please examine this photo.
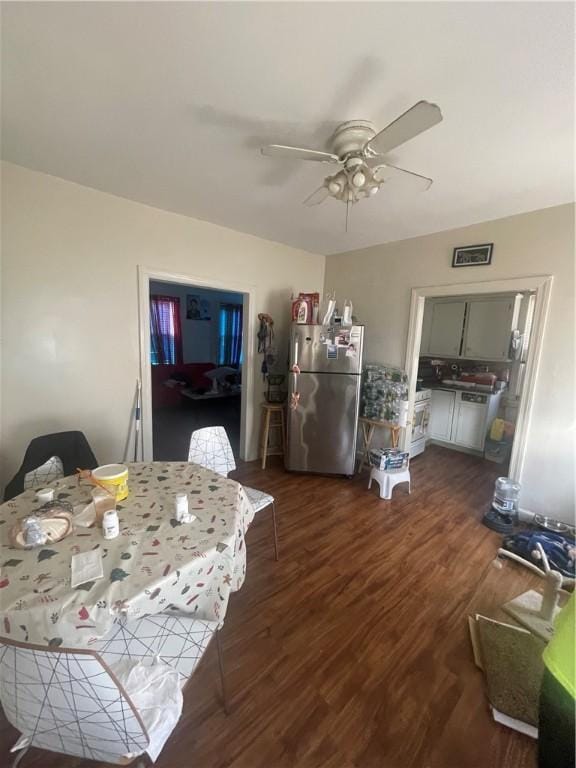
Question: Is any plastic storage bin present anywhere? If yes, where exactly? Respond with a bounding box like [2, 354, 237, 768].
[369, 448, 410, 471]
[484, 437, 512, 464]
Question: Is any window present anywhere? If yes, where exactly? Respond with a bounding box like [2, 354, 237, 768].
[218, 303, 243, 366]
[150, 295, 182, 365]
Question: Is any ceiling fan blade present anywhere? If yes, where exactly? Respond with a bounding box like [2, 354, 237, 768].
[366, 101, 443, 156]
[261, 144, 340, 163]
[372, 162, 433, 190]
[303, 185, 330, 206]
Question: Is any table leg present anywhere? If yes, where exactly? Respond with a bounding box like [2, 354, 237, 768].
[359, 422, 368, 472]
[360, 423, 375, 473]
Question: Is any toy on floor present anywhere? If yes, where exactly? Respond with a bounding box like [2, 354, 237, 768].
[492, 532, 575, 641]
[501, 530, 575, 579]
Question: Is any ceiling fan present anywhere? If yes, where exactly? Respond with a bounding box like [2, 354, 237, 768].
[261, 100, 443, 227]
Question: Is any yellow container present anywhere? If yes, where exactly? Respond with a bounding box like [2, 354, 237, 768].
[490, 418, 505, 442]
[92, 464, 129, 502]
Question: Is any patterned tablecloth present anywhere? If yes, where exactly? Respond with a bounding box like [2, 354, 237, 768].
[0, 462, 255, 647]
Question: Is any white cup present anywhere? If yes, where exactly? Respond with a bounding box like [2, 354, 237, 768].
[175, 493, 188, 522]
[36, 488, 55, 504]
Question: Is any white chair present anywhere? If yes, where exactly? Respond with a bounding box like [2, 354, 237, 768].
[23, 455, 64, 490]
[94, 613, 229, 710]
[0, 635, 182, 767]
[368, 466, 411, 500]
[188, 426, 279, 560]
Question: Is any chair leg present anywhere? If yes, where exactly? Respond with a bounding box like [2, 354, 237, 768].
[261, 409, 271, 470]
[271, 501, 279, 561]
[215, 630, 230, 715]
[280, 408, 286, 452]
[12, 748, 29, 768]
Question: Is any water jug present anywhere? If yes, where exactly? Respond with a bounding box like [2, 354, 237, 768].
[492, 477, 521, 518]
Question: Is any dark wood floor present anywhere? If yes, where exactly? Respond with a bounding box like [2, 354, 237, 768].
[0, 446, 539, 768]
[152, 397, 241, 461]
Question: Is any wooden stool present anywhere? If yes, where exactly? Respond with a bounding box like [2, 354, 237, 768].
[260, 403, 286, 469]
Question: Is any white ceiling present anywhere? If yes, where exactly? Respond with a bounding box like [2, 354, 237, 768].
[2, 2, 574, 255]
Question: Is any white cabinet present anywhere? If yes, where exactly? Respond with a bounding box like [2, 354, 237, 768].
[421, 294, 522, 361]
[462, 296, 521, 361]
[429, 390, 501, 453]
[429, 389, 456, 441]
[452, 401, 487, 450]
[421, 301, 466, 357]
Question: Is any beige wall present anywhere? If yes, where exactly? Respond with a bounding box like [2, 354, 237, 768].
[2, 162, 573, 521]
[1, 162, 325, 480]
[325, 204, 575, 521]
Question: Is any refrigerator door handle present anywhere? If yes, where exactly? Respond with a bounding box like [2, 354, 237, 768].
[291, 332, 301, 374]
[290, 331, 301, 410]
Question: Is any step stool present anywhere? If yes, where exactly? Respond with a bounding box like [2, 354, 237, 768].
[368, 466, 411, 500]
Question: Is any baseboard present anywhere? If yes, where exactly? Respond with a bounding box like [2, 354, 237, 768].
[427, 439, 484, 458]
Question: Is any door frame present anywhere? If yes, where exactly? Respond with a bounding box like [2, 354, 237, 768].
[137, 265, 256, 462]
[402, 275, 553, 485]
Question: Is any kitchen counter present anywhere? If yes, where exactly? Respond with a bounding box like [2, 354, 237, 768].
[422, 381, 506, 395]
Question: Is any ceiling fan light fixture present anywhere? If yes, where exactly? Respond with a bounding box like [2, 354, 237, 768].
[328, 180, 341, 195]
[261, 100, 442, 227]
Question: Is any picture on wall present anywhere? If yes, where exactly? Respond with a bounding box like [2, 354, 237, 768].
[452, 243, 493, 267]
[186, 294, 211, 320]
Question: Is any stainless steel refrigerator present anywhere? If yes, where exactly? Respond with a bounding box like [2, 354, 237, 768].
[285, 324, 364, 475]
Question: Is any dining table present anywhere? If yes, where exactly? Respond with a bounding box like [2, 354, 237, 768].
[0, 462, 255, 648]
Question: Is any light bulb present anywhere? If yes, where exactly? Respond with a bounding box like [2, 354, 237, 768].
[352, 171, 366, 188]
[368, 186, 378, 196]
[328, 180, 341, 195]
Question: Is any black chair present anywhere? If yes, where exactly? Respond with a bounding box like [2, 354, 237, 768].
[4, 431, 98, 501]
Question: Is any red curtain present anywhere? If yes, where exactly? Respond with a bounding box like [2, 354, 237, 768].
[150, 295, 183, 365]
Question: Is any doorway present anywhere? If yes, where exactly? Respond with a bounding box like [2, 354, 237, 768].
[148, 281, 244, 461]
[402, 275, 553, 512]
[138, 267, 255, 464]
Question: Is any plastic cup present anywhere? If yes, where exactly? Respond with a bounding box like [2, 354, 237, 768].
[91, 487, 116, 524]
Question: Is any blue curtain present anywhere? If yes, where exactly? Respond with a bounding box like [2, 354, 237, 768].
[218, 303, 243, 366]
[150, 295, 182, 365]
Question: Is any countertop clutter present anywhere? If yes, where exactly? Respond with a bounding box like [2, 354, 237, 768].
[418, 357, 510, 394]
